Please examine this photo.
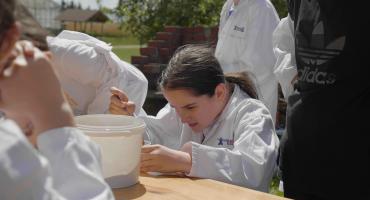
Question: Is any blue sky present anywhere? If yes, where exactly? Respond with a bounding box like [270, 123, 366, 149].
[60, 0, 119, 9]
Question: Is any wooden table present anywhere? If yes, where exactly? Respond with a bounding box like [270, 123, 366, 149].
[113, 174, 289, 200]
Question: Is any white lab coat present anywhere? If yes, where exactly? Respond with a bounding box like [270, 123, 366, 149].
[215, 0, 280, 122]
[140, 86, 279, 192]
[47, 30, 148, 116]
[0, 119, 114, 200]
[272, 16, 297, 99]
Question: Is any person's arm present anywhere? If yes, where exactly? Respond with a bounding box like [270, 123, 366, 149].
[139, 103, 182, 149]
[115, 57, 148, 116]
[89, 54, 148, 116]
[186, 100, 279, 192]
[218, 1, 229, 36]
[37, 126, 114, 200]
[0, 120, 114, 200]
[109, 89, 182, 149]
[140, 144, 192, 174]
[272, 15, 298, 99]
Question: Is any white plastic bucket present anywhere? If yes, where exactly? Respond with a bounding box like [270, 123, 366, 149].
[75, 114, 145, 188]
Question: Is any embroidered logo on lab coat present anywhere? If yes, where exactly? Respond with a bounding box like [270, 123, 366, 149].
[233, 25, 245, 32]
[217, 137, 234, 146]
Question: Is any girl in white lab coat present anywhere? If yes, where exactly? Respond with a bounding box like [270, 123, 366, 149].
[110, 45, 279, 192]
[0, 1, 114, 199]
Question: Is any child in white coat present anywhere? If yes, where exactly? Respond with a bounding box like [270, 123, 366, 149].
[0, 1, 114, 199]
[47, 30, 148, 116]
[110, 45, 279, 192]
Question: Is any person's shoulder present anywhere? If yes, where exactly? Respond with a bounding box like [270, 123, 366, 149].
[240, 96, 268, 111]
[234, 89, 271, 118]
[233, 98, 273, 125]
[243, 0, 276, 11]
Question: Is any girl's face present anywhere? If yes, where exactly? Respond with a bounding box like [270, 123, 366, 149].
[163, 85, 226, 132]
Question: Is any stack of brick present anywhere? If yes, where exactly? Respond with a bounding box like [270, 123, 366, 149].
[132, 26, 218, 89]
[182, 26, 219, 46]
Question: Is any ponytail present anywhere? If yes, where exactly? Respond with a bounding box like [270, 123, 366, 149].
[225, 72, 258, 99]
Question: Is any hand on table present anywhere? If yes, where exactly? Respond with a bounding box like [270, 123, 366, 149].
[141, 144, 192, 174]
[180, 142, 193, 155]
[109, 87, 136, 116]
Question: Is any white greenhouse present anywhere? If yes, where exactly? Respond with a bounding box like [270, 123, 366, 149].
[19, 0, 61, 30]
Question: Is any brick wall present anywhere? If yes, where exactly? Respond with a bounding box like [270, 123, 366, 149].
[132, 26, 218, 90]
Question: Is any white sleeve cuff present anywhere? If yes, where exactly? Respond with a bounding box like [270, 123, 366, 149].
[186, 142, 201, 177]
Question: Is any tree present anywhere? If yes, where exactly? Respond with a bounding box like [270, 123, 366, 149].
[115, 0, 224, 43]
[61, 0, 66, 10]
[96, 0, 102, 10]
[66, 1, 75, 9]
[271, 0, 288, 18]
[115, 0, 288, 43]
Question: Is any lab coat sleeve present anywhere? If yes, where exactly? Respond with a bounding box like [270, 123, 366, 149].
[115, 57, 148, 116]
[187, 100, 279, 192]
[218, 1, 229, 36]
[139, 103, 182, 150]
[272, 15, 297, 99]
[88, 53, 148, 116]
[0, 120, 114, 200]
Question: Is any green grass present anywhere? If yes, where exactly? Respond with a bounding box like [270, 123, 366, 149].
[112, 47, 140, 63]
[97, 35, 142, 62]
[98, 35, 141, 46]
[269, 175, 284, 197]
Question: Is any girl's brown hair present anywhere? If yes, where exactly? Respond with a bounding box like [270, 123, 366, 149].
[159, 44, 258, 99]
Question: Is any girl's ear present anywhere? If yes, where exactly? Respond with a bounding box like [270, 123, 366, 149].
[214, 83, 227, 100]
[0, 22, 20, 60]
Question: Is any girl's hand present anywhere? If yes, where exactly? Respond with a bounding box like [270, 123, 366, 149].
[109, 87, 135, 116]
[141, 144, 192, 174]
[1, 40, 35, 76]
[0, 48, 74, 136]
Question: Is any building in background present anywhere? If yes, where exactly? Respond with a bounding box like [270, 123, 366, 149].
[19, 0, 62, 31]
[56, 9, 109, 34]
[16, 3, 49, 50]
